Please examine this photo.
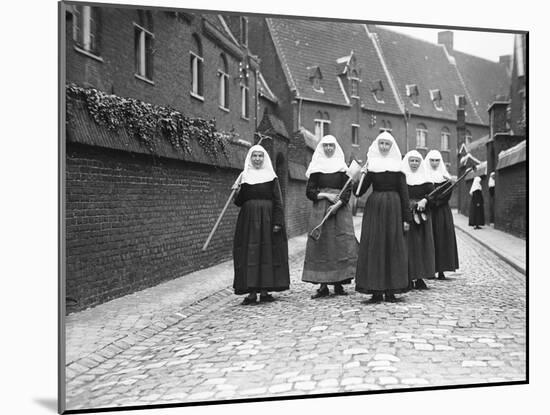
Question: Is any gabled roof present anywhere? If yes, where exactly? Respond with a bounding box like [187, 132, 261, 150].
[266, 18, 402, 114]
[453, 50, 510, 125]
[366, 25, 488, 125]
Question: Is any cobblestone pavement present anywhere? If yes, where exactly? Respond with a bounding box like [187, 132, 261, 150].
[65, 226, 526, 411]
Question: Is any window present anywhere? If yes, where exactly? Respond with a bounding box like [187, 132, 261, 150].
[241, 85, 249, 119]
[314, 112, 331, 139]
[441, 127, 450, 151]
[218, 54, 229, 110]
[73, 6, 100, 56]
[190, 35, 204, 99]
[371, 80, 385, 103]
[240, 17, 248, 46]
[465, 129, 472, 145]
[350, 70, 360, 98]
[430, 89, 443, 111]
[455, 94, 467, 108]
[352, 124, 360, 146]
[406, 84, 420, 106]
[313, 77, 322, 92]
[134, 23, 154, 81]
[416, 124, 428, 148]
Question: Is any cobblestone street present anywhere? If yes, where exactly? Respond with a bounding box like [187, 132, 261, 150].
[65, 219, 526, 411]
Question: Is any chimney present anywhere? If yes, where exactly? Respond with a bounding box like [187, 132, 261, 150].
[438, 31, 453, 52]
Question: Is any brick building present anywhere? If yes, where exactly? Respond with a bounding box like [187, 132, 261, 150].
[457, 33, 527, 238]
[247, 18, 510, 211]
[63, 3, 519, 311]
[63, 4, 283, 312]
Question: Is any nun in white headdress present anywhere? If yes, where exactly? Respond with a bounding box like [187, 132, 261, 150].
[353, 131, 411, 303]
[468, 176, 485, 229]
[302, 135, 358, 298]
[422, 150, 458, 279]
[233, 145, 290, 305]
[401, 150, 436, 290]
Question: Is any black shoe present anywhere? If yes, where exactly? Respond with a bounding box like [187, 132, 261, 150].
[334, 284, 348, 296]
[368, 293, 384, 303]
[437, 272, 446, 280]
[259, 293, 275, 303]
[311, 287, 329, 299]
[241, 296, 257, 305]
[384, 293, 397, 302]
[414, 279, 429, 290]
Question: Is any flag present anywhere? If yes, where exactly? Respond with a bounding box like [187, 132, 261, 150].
[346, 160, 362, 181]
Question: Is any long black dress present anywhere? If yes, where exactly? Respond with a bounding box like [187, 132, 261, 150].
[407, 183, 436, 280]
[429, 180, 459, 273]
[302, 172, 358, 284]
[354, 171, 411, 294]
[468, 189, 485, 226]
[233, 179, 290, 294]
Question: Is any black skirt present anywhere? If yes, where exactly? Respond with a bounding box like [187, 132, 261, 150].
[356, 191, 409, 294]
[233, 199, 290, 294]
[406, 211, 436, 280]
[431, 203, 459, 273]
[468, 190, 485, 226]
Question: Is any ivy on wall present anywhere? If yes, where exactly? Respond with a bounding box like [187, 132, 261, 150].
[66, 84, 233, 159]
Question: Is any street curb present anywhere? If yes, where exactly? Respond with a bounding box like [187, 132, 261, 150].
[454, 225, 526, 275]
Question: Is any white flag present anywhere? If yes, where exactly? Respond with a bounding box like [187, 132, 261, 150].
[346, 160, 362, 181]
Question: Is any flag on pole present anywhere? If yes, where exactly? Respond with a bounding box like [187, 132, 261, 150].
[346, 160, 362, 182]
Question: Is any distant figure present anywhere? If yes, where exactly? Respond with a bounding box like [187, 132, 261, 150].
[232, 145, 290, 305]
[302, 135, 358, 299]
[423, 150, 459, 280]
[488, 172, 496, 223]
[468, 176, 485, 230]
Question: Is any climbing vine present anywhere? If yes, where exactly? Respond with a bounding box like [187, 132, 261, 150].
[66, 84, 233, 159]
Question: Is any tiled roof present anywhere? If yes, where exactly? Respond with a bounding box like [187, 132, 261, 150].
[453, 50, 511, 125]
[258, 72, 279, 104]
[367, 25, 487, 125]
[266, 18, 402, 114]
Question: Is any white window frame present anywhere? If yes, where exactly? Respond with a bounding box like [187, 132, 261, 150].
[73, 6, 103, 61]
[190, 51, 204, 100]
[407, 84, 420, 107]
[240, 85, 249, 119]
[441, 129, 450, 151]
[351, 124, 360, 147]
[372, 91, 385, 104]
[134, 23, 154, 83]
[218, 70, 229, 111]
[416, 126, 428, 149]
[314, 119, 331, 140]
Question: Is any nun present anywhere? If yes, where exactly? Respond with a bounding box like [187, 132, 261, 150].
[423, 150, 459, 280]
[401, 150, 436, 290]
[354, 131, 411, 302]
[233, 145, 290, 305]
[468, 176, 485, 229]
[302, 135, 358, 298]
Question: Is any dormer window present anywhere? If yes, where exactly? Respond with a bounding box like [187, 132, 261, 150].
[406, 84, 420, 106]
[307, 65, 324, 93]
[350, 70, 360, 99]
[371, 79, 385, 103]
[455, 94, 467, 108]
[430, 89, 443, 111]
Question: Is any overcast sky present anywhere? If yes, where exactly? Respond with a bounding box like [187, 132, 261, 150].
[379, 25, 516, 62]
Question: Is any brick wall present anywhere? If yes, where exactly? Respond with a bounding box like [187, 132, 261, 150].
[285, 180, 310, 237]
[66, 142, 242, 312]
[494, 162, 526, 238]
